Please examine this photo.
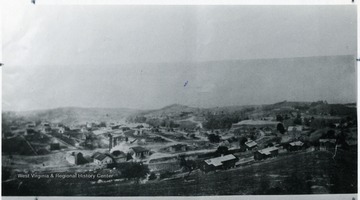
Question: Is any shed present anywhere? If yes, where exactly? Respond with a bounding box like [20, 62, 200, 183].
[254, 146, 279, 160]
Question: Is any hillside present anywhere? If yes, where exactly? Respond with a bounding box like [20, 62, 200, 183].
[3, 101, 356, 126]
[5, 107, 139, 125]
[129, 104, 200, 118]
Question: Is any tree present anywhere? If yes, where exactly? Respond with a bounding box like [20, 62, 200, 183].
[99, 122, 107, 127]
[277, 123, 286, 134]
[276, 115, 284, 122]
[216, 146, 229, 155]
[239, 136, 248, 146]
[293, 117, 302, 125]
[148, 172, 157, 180]
[238, 136, 248, 151]
[207, 134, 221, 143]
[178, 155, 198, 178]
[122, 162, 149, 181]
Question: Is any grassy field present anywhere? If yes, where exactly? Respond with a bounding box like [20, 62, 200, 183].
[2, 149, 357, 196]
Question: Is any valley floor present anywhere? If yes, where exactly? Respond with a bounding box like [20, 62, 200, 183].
[2, 149, 357, 196]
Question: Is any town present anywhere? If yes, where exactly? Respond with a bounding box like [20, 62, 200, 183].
[2, 100, 357, 195]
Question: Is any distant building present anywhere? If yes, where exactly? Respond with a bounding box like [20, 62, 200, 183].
[41, 122, 51, 127]
[262, 127, 273, 135]
[244, 140, 258, 150]
[110, 135, 127, 148]
[147, 136, 166, 143]
[129, 146, 150, 159]
[111, 125, 121, 130]
[135, 125, 144, 129]
[66, 152, 89, 165]
[92, 128, 111, 136]
[58, 127, 66, 134]
[26, 122, 36, 128]
[93, 153, 113, 165]
[254, 147, 279, 160]
[201, 154, 238, 172]
[287, 126, 303, 133]
[121, 127, 131, 131]
[232, 120, 279, 137]
[168, 144, 188, 152]
[124, 130, 136, 137]
[288, 141, 304, 151]
[134, 129, 144, 136]
[319, 139, 336, 150]
[110, 150, 127, 163]
[41, 127, 52, 134]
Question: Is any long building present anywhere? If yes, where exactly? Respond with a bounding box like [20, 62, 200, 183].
[232, 120, 280, 136]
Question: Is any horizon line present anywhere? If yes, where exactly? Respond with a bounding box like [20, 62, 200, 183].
[2, 100, 356, 113]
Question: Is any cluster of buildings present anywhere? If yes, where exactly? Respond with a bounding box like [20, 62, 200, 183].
[231, 120, 280, 138]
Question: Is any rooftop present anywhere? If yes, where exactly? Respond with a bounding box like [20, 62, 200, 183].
[92, 129, 110, 135]
[289, 141, 304, 146]
[93, 153, 110, 161]
[234, 120, 279, 126]
[258, 146, 279, 155]
[204, 154, 237, 167]
[319, 139, 336, 143]
[245, 140, 257, 148]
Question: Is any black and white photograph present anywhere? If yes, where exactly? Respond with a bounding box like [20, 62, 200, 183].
[1, 1, 358, 197]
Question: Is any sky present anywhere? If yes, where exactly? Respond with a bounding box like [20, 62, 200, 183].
[2, 2, 357, 111]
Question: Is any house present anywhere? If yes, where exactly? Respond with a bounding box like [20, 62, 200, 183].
[121, 127, 131, 131]
[109, 135, 128, 148]
[129, 146, 150, 159]
[92, 128, 111, 136]
[319, 139, 336, 150]
[81, 127, 89, 133]
[262, 127, 273, 135]
[168, 144, 188, 152]
[26, 122, 36, 128]
[86, 123, 93, 129]
[134, 129, 144, 136]
[135, 125, 144, 129]
[201, 154, 238, 172]
[41, 122, 51, 127]
[111, 150, 127, 163]
[147, 136, 166, 143]
[137, 139, 147, 145]
[111, 125, 121, 130]
[58, 127, 66, 134]
[288, 141, 304, 151]
[244, 140, 258, 150]
[124, 129, 136, 137]
[254, 146, 279, 160]
[93, 153, 113, 165]
[65, 131, 86, 140]
[41, 127, 52, 134]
